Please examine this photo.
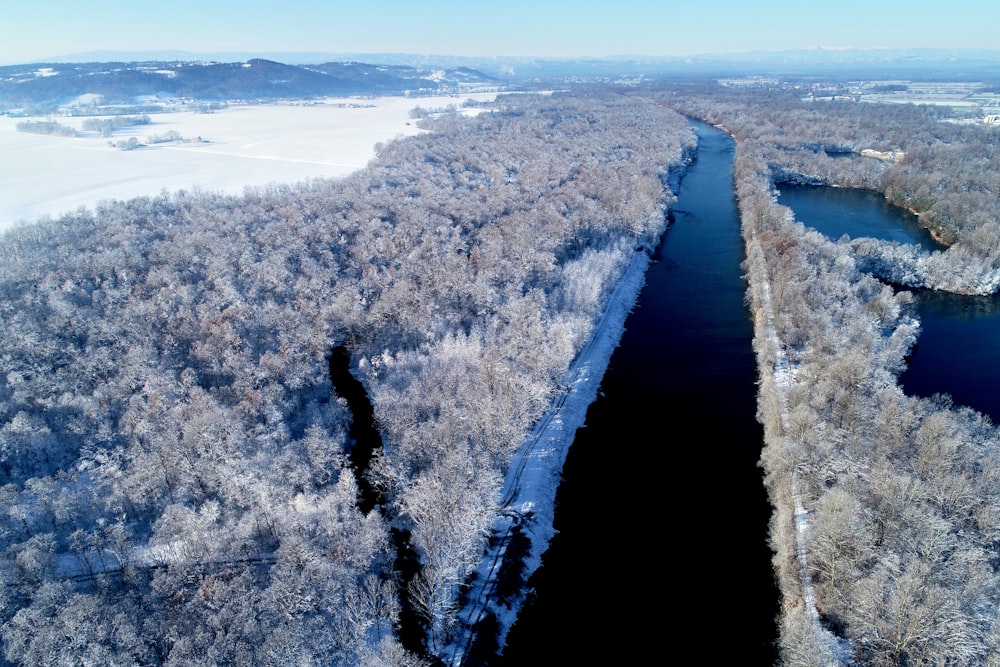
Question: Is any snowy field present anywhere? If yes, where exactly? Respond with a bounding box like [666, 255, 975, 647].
[0, 93, 497, 231]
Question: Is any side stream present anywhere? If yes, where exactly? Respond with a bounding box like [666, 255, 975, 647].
[328, 345, 427, 655]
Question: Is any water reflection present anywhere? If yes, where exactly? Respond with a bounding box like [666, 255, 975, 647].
[912, 288, 1000, 321]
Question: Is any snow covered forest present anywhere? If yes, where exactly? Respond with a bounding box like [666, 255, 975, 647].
[9, 67, 1000, 666]
[654, 82, 1000, 664]
[0, 90, 694, 665]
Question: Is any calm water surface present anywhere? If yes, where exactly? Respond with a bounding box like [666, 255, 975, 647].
[777, 184, 943, 252]
[901, 290, 1000, 421]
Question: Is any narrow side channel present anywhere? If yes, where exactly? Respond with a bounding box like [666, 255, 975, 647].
[328, 345, 427, 656]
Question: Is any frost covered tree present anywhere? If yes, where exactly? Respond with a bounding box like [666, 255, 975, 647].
[0, 89, 696, 664]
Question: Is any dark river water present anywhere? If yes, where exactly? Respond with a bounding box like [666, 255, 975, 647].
[498, 137, 1000, 664]
[500, 121, 780, 664]
[778, 183, 1000, 423]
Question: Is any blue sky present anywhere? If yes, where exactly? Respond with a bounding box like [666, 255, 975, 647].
[2, 0, 997, 65]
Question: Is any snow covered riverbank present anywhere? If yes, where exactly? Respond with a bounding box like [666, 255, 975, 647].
[440, 241, 657, 665]
[440, 155, 693, 665]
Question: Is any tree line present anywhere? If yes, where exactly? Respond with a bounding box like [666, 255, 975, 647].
[15, 120, 75, 137]
[81, 114, 152, 137]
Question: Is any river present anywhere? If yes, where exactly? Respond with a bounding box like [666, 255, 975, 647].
[497, 134, 1000, 666]
[499, 120, 780, 665]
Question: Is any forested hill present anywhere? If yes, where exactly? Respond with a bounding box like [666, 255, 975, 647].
[0, 59, 497, 111]
[0, 91, 694, 665]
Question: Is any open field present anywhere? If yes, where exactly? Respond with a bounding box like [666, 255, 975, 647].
[856, 80, 1000, 112]
[0, 93, 497, 231]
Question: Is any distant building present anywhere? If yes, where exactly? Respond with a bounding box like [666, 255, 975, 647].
[861, 148, 905, 163]
[984, 114, 1000, 125]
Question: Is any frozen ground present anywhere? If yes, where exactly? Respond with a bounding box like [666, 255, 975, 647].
[0, 93, 497, 231]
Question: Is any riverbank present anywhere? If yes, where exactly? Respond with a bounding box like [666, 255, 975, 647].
[743, 225, 847, 662]
[441, 241, 655, 666]
[432, 140, 695, 663]
[437, 142, 700, 663]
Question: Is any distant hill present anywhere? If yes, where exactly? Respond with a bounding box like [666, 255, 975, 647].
[3, 49, 999, 113]
[30, 48, 1000, 80]
[0, 58, 499, 112]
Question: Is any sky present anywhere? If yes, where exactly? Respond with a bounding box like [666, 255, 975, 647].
[2, 0, 999, 66]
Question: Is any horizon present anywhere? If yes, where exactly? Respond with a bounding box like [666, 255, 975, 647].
[3, 46, 1000, 73]
[3, 0, 999, 67]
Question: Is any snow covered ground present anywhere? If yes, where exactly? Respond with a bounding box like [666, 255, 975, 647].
[0, 93, 497, 231]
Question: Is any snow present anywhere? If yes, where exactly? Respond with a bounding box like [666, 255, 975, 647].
[0, 93, 498, 231]
[748, 229, 848, 663]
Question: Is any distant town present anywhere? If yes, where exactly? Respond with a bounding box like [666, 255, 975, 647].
[720, 75, 1000, 123]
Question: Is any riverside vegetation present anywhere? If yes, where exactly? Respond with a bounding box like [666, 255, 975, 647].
[653, 81, 1000, 664]
[0, 91, 694, 665]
